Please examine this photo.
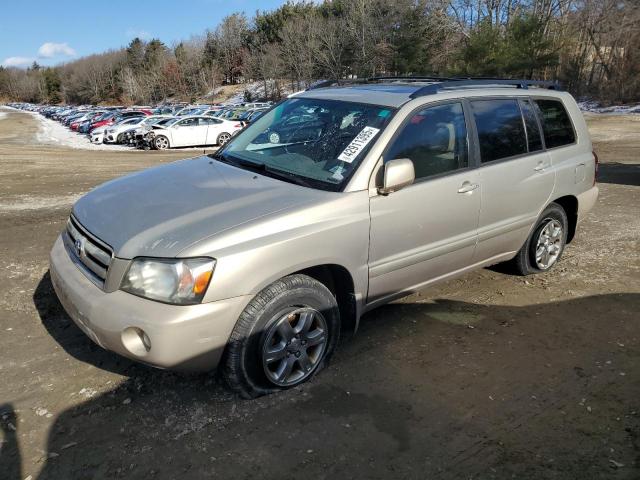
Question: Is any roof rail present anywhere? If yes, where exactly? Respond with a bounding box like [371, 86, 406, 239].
[306, 78, 370, 90]
[305, 76, 562, 96]
[409, 79, 562, 97]
[368, 75, 461, 82]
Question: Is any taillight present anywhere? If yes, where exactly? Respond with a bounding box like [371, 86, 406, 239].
[234, 123, 243, 128]
[593, 150, 599, 185]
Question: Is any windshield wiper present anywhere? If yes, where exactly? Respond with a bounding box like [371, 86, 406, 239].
[213, 153, 313, 188]
[238, 158, 313, 188]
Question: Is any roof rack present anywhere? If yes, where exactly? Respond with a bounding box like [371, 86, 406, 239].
[409, 78, 562, 98]
[306, 76, 562, 96]
[306, 78, 370, 90]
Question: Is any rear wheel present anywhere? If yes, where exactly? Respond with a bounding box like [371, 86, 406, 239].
[511, 203, 568, 275]
[154, 135, 169, 150]
[217, 132, 231, 146]
[222, 274, 340, 399]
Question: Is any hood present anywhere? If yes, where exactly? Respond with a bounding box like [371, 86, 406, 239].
[72, 156, 326, 258]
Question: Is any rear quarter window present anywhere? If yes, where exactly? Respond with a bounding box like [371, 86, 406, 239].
[533, 99, 576, 148]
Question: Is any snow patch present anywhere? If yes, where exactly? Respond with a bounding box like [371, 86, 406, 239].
[29, 112, 131, 151]
[579, 101, 640, 115]
[223, 80, 294, 105]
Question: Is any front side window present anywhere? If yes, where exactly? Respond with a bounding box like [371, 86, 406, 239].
[534, 99, 575, 149]
[218, 98, 395, 191]
[177, 118, 198, 127]
[385, 102, 468, 180]
[471, 99, 527, 162]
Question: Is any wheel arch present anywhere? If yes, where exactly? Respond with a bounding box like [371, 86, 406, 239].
[550, 195, 578, 243]
[155, 133, 171, 148]
[292, 264, 358, 336]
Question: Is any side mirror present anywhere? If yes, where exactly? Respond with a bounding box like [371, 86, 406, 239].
[378, 158, 415, 195]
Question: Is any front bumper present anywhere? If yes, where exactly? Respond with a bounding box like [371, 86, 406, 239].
[49, 236, 250, 371]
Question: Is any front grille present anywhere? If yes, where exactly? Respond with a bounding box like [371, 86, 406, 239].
[63, 215, 113, 287]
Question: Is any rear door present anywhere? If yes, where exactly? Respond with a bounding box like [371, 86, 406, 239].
[471, 97, 555, 262]
[204, 117, 225, 145]
[368, 101, 481, 303]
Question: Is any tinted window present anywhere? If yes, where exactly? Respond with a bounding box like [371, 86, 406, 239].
[386, 103, 468, 180]
[520, 99, 543, 152]
[177, 118, 198, 127]
[534, 99, 575, 148]
[471, 99, 527, 162]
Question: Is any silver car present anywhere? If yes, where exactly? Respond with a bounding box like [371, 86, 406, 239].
[50, 79, 599, 398]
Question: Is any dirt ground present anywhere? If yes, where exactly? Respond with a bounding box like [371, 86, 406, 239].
[0, 108, 638, 480]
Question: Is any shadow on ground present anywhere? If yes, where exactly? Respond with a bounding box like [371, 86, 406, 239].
[3, 276, 638, 479]
[598, 162, 640, 187]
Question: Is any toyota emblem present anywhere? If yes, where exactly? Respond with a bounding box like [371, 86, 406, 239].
[74, 238, 84, 257]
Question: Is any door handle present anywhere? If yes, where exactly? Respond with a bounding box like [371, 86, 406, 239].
[534, 162, 550, 172]
[458, 182, 479, 194]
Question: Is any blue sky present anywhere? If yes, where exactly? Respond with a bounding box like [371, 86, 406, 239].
[1, 0, 287, 68]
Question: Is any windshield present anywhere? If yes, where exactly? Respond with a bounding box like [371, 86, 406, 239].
[217, 98, 394, 191]
[95, 112, 113, 121]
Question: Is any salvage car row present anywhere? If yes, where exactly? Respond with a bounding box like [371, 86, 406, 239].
[8, 102, 272, 150]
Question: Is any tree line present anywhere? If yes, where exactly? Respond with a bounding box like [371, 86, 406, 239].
[1, 0, 638, 105]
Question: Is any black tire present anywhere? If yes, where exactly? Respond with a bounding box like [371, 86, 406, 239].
[511, 202, 569, 276]
[116, 133, 124, 144]
[222, 274, 340, 399]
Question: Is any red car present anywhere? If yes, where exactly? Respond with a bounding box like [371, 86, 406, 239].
[89, 110, 151, 132]
[71, 112, 104, 131]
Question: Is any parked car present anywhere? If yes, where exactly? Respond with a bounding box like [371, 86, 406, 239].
[104, 116, 159, 144]
[132, 117, 180, 149]
[49, 78, 598, 398]
[121, 116, 175, 146]
[149, 115, 243, 149]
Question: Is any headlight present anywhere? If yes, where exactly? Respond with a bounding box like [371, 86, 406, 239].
[120, 257, 215, 305]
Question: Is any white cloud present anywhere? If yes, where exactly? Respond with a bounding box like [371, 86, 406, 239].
[37, 42, 76, 58]
[1, 56, 36, 67]
[126, 28, 152, 41]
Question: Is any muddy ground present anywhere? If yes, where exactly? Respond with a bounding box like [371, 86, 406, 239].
[0, 108, 638, 480]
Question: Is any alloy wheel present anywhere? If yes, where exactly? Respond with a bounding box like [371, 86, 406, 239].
[534, 219, 563, 269]
[155, 136, 169, 150]
[261, 307, 328, 387]
[218, 133, 231, 145]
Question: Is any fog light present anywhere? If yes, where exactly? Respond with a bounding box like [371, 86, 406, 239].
[121, 327, 151, 357]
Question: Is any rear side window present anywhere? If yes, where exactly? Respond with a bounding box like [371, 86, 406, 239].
[470, 99, 527, 162]
[385, 102, 468, 180]
[519, 99, 543, 152]
[533, 99, 575, 148]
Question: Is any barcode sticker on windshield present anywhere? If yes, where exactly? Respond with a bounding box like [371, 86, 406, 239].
[337, 126, 380, 163]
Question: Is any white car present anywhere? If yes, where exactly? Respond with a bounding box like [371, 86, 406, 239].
[150, 115, 243, 150]
[90, 126, 109, 144]
[122, 116, 177, 144]
[104, 117, 149, 143]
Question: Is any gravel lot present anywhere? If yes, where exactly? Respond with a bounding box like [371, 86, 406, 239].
[1, 107, 639, 480]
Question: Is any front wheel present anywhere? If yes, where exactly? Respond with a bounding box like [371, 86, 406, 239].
[154, 135, 169, 150]
[222, 274, 340, 399]
[511, 202, 568, 275]
[217, 132, 231, 146]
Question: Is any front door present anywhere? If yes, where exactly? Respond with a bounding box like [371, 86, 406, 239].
[368, 101, 481, 304]
[173, 117, 207, 147]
